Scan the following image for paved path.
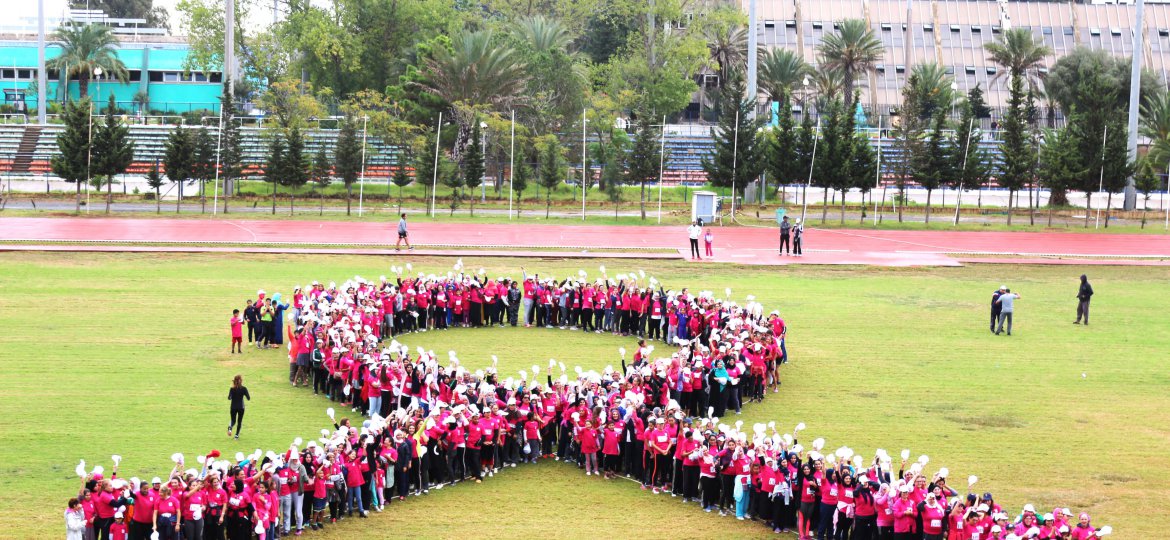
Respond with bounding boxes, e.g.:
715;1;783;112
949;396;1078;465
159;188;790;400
2;217;1168;266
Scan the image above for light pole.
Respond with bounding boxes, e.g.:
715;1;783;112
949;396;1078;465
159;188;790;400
94;66;102;105
357;114;368;217
480;121;488;203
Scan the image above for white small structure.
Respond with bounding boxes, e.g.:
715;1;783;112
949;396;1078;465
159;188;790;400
692;191;717;225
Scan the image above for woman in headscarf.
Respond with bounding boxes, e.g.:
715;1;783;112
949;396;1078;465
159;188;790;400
708;360;729;418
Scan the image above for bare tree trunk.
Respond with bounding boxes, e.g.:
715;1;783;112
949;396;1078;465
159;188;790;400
156;188;161;214
1084;192;1091;228
821;187;828;223
106;176;112;214
1105;192;1112;228
925;189;932;224
1006;190;1014;226
271;182;277;215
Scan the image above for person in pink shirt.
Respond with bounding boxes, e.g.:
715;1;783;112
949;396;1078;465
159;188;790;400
179;479;206;540
578;419;600;476
230;309;243;353
154;485;180;540
922;492;947;540
1069;513;1096;540
892;484;919;540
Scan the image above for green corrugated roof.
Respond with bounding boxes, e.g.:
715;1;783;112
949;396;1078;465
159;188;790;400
0;42;216;71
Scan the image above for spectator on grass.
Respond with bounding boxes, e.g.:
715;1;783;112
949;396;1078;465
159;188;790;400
688;221;703;260
1075;275;1093;325
990;286;1005;333
65;498;86;540
994;289;1020;336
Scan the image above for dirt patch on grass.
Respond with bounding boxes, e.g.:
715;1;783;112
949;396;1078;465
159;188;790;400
945;414;1025;429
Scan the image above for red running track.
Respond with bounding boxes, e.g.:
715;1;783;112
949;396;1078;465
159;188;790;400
2;217;1169;266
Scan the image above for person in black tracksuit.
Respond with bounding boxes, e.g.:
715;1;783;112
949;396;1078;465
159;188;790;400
779;216;791;255
228;375;250;439
243;300;258;344
1075;274;1093;325
990;286;1004;333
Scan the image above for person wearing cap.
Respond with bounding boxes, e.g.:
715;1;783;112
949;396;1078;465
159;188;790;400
792;218;804;256
994;288;1020;336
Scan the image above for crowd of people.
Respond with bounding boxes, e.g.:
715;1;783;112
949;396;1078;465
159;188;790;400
67;265;1111;540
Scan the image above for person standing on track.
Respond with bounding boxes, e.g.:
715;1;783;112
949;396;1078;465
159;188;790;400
395;213;413;251
228;374;250;439
778;216;791;255
791;219;803;256
990;285;1005;333
994;288;1020;336
687;221;703;260
1075;274;1093;325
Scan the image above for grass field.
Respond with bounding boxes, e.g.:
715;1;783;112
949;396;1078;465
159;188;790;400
1;253;1166;538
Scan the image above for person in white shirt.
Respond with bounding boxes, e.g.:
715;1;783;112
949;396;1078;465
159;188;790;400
687;221;703;260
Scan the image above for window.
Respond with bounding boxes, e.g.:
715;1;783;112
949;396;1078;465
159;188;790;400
950;25;961;33
163;72;180;82
1160;28;1169;37
812;21;823;29
965;66;976;74
1110;28;1121;36
1042;27;1053;35
1090;28;1101;36
881;23;892;31
128;71;141;82
785;20;796;28
923;24;934;32
986;66;997;75
992;26;1002;34
945;66;955;74
703;74;719;89
895;65;905;73
764;20;775;28
1064;27;1075;36
0;69;13;79
972;26;982;33
876;64;886;73
192;72;207;82
833;22;840;30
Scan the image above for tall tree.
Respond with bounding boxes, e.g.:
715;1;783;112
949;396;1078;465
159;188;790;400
950;91;992;209
538;135;566;218
966;83;992;120
1037;126;1084;226
282;127;311;214
391;147;413;214
190;127;216;213
766;91;800;201
849;129;878;223
759;49;811;103
910;63;958;120
442;152;464;216
812;99;846;223
983;27;1053;93
71;0;169;29
701;71;764;213
333;117;364;215
463;121;486;217
145;160;165;214
264;133;286;215
47;23;128;99
512;147;532;216
1066;65;1125;227
997;75;1035;226
162;123;194;214
51;98;92;212
92;95;134;214
1099;116;1132;228
311;145;332;216
218;79;243;214
1134;158;1159;228
627;113;664;220
916;110;952;224
890;74;926;222
816;19;883;111
794;112;817;206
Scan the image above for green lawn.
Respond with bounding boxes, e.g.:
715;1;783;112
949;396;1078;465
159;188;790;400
1;253;1166;538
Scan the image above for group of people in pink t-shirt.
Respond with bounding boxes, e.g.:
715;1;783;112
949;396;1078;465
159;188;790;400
67;267;1109;540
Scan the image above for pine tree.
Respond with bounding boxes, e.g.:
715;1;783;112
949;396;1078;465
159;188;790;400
390;146;412;214
511;147;531;216
145;160;165;214
333;116;363;215
767;90;800;203
890;74;926;222
163;123;193;214
463;121;485;216
442;151;464;216
538;135;566;218
51;97;93;212
701;71;764;215
265;133;286;215
1100;116;1132;228
283;127;310;214
218;79;243;214
1037;126;1085;227
92;95;134;213
602;145;626;217
967;83;991;120
916;110;952;224
627;113;663;220
311;144;332;216
812;99;845;223
997;74;1036;226
1134;158;1159;228
950;92;992;214
849;129;878;223
191;127;216;213
826;96;860;223
794;112;817;208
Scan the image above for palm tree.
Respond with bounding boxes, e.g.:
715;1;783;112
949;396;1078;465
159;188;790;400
910;62;959;118
48;23;128;99
817;19;883;111
515;15;574;51
416;30;528;162
759;48;812;101
1140;93;1170;165
984;27;1052;92
704;25;748;88
811;65;846;113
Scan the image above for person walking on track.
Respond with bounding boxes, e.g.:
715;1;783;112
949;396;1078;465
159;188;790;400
1075;274;1093;325
396;213;413;251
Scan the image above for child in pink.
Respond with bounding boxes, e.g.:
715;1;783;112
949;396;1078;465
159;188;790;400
704;229;714;257
230;309;243;353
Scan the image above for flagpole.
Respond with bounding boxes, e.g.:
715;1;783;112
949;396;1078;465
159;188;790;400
1096;125;1106;229
800;117;820;224
873;117;882;226
358;115;368;217
657;115;666;224
508;110;515;220
953;117;974;226
731;109;739;218
430;112;441;218
581;107;587;221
